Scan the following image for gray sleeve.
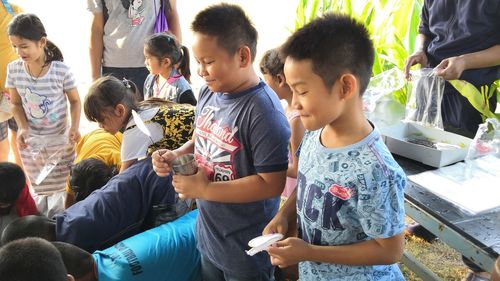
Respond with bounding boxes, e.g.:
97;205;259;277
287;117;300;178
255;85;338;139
87;0;103;13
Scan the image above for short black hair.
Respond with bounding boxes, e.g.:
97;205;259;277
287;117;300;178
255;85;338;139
191;3;258;61
0;162;26;204
281;13;374;95
260;48;284;77
1;215;56;245
52;242;94;279
0;237;69;281
69;158;118;202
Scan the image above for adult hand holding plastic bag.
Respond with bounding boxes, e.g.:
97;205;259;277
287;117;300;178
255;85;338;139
405;68;445;129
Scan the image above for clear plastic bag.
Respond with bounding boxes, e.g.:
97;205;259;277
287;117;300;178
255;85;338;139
405;68;445;129
466;118;500;161
363;68;405;113
25;134;70;185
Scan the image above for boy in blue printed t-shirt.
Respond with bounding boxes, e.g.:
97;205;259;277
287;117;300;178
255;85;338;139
263;14;407;280
152;3;290;281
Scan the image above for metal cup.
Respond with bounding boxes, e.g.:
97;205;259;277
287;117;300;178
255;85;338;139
171;153;198;176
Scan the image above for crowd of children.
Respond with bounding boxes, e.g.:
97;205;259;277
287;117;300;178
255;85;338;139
1;1;498;281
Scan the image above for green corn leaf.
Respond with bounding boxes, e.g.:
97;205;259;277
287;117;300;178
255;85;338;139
307;0;319;23
448;80;498;120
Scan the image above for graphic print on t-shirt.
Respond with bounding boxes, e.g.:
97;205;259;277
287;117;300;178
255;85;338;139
24;87;51;120
128;0;144;26
194;106;241;182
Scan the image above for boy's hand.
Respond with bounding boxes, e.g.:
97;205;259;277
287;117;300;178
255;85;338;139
268;237;309;268
262;214;289;236
404;50;428;80
17;128;29;149
68;128;80;144
152;149;178;177
172;168;209;199
434;56;466;80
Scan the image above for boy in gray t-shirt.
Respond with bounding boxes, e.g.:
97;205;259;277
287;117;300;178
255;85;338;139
152;4;290;280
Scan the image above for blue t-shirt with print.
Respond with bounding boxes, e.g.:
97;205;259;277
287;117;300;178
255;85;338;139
194;81;290;275
296;127;406;280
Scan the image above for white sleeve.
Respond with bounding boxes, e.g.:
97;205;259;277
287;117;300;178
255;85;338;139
121;128;152;162
121;122;163;161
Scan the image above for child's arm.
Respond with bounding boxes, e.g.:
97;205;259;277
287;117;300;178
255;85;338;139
8;88;29;149
268;232;405;268
89;11;105;81
66;88;81;144
287;117;305;178
172;169;286;203
263;188;297;236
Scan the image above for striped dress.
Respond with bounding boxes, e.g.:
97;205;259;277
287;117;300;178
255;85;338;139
6;60;76;197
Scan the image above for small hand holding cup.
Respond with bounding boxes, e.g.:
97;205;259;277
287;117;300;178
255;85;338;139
171;153;201;199
152;149;178;177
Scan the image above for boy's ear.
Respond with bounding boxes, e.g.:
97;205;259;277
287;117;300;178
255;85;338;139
237;46;252;67
339;74;358;100
276;73;287;88
67;274;75;281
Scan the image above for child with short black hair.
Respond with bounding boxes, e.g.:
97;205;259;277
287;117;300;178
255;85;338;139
68;158;118;204
0;237;74;281
84;76;194;172
143;32;196;105
264;13;406;280
152;3;290;280
0;162;37;233
260;48;305;204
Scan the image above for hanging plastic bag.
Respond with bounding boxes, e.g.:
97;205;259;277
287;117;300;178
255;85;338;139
25;134;71;185
405;68;445;129
363;68;406;127
363;68;405;113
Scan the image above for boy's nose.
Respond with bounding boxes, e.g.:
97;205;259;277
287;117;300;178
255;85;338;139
197;65;207;77
291;92;301;110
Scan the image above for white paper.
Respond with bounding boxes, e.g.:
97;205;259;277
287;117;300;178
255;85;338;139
131;109;152;137
408;156;500;214
246;233;283;256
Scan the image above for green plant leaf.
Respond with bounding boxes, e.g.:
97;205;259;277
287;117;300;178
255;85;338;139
448;80;498;121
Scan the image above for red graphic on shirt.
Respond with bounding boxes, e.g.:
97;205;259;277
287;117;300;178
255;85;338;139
194;106;241;181
328;184;356;200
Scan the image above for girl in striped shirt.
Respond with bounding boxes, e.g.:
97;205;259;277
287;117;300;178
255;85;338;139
5;13;81;217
